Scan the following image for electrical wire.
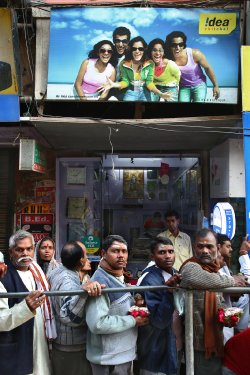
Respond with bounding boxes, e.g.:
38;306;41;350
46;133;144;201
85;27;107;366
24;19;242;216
21;0;34;83
108;127;117;179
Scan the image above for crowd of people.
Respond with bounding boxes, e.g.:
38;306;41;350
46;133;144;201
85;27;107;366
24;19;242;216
74;27;220;103
0;214;249;375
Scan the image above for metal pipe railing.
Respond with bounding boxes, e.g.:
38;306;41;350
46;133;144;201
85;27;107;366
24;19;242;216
1;285;250;298
1;285;250;375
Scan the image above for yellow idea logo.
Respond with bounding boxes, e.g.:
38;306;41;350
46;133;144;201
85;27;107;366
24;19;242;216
199;13;237;35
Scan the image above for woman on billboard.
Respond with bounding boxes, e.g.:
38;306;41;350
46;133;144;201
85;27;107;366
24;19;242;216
148;38;181;102
165;31;220;102
74;40;117;101
100;36;173;102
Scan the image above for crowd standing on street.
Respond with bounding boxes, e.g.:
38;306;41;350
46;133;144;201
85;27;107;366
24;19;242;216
0;224;250;375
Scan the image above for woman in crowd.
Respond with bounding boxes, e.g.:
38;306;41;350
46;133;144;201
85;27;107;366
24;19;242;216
35;236;60;278
76;241;92;283
165;31;220;102
101;36;172;101
148;38;181;102
74;40;117;101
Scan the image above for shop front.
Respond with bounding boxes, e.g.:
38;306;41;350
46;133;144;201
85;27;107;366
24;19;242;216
55;154;201;277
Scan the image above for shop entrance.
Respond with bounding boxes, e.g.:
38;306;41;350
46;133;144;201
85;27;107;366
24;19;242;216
102;155;201;277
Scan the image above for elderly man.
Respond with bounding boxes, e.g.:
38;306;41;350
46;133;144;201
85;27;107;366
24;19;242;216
180;228;248;375
0;230;55;375
158;209;192;270
85;234;148;375
49;241;103;375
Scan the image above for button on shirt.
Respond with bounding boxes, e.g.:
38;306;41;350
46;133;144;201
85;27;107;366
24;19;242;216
158;229;193;270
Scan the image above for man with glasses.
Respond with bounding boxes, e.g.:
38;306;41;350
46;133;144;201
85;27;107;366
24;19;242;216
109;26;131;100
165;31;220;102
0;230;56;375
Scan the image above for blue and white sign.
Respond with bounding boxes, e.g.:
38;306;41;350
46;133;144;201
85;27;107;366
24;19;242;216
212;202;236;240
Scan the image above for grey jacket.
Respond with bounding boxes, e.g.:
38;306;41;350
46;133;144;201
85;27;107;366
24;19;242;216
49;265;88;352
180;262;235;351
86;267;137;365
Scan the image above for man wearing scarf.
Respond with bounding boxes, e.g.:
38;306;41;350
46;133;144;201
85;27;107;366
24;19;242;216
180;228;247;375
85;234;149;375
0;230;56;375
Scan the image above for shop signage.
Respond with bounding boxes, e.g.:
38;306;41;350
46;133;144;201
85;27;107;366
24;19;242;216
20;213;54;243
83;235;100;254
212;202;236;240
0;8;20;121
35;187;55;203
242;46;250;112
19;139;46;173
47;7;240;104
87;255;101;262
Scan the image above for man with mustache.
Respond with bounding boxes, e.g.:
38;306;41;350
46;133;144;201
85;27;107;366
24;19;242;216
180;228;248;375
0;230;56;375
85;235;149;375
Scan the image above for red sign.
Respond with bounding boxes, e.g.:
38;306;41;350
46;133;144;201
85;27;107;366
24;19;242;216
20;214;54;243
35;187;55;203
33;163;46;173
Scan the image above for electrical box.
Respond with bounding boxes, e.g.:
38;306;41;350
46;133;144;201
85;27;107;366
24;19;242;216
210;139;245;198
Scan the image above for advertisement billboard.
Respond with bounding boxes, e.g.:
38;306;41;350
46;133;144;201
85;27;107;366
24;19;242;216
0;8;20;121
47;7;240;104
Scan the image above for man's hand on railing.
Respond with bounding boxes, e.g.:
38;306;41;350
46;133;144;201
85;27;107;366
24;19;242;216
239;234;250;256
165;273;182;293
233;274;249;287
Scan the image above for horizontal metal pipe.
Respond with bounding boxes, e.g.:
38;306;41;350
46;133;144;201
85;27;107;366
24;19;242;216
1;285;250;299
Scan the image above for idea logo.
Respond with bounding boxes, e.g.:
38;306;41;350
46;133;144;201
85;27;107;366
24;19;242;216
199;13;237;35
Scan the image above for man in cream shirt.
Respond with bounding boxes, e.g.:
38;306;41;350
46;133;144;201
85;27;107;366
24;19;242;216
158;209;192;270
0;230;54;375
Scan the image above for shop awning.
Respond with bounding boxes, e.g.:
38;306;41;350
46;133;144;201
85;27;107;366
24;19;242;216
22;115;242;153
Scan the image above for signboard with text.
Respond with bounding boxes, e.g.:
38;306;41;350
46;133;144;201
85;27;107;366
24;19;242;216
47;7;240;104
19;139;46;173
20;214;54;243
0;8;20;121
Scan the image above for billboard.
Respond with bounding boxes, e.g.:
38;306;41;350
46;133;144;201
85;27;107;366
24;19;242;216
242;46;250;112
47;7;240;104
0;8;20;120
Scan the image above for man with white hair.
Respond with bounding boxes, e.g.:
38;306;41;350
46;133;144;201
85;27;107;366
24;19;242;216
0;230;56;375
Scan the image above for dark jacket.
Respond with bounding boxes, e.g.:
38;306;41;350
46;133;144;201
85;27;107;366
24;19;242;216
0;263;34;375
137;265;177;374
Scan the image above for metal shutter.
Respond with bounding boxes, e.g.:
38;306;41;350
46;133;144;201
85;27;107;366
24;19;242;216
0;149;15;254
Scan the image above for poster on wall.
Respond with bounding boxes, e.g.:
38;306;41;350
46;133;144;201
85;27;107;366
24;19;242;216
20;214;54;243
47;7;240;104
123;170;144;199
0;8;20;121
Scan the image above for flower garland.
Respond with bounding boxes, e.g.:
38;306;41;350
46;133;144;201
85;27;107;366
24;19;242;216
217;307;243;327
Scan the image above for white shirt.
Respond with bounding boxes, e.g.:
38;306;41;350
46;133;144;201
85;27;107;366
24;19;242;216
0;270;51;375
